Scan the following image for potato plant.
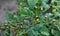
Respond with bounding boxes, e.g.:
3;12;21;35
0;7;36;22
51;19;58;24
0;0;60;36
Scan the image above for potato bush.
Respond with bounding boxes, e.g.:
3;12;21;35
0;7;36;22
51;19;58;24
0;0;60;36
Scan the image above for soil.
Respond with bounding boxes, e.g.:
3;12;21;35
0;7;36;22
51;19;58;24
0;0;18;24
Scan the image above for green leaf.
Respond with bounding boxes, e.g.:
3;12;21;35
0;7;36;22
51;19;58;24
10;32;13;36
51;0;57;3
45;13;53;17
41;0;48;2
27;0;38;8
34;23;44;30
28;30;34;36
55;12;60;17
41;2;50;12
55;23;60;30
40;26;50;36
23;7;33;17
24;20;30;25
51;29;60;36
32;30;39;36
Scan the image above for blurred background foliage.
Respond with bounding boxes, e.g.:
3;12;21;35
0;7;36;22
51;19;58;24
0;0;60;36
